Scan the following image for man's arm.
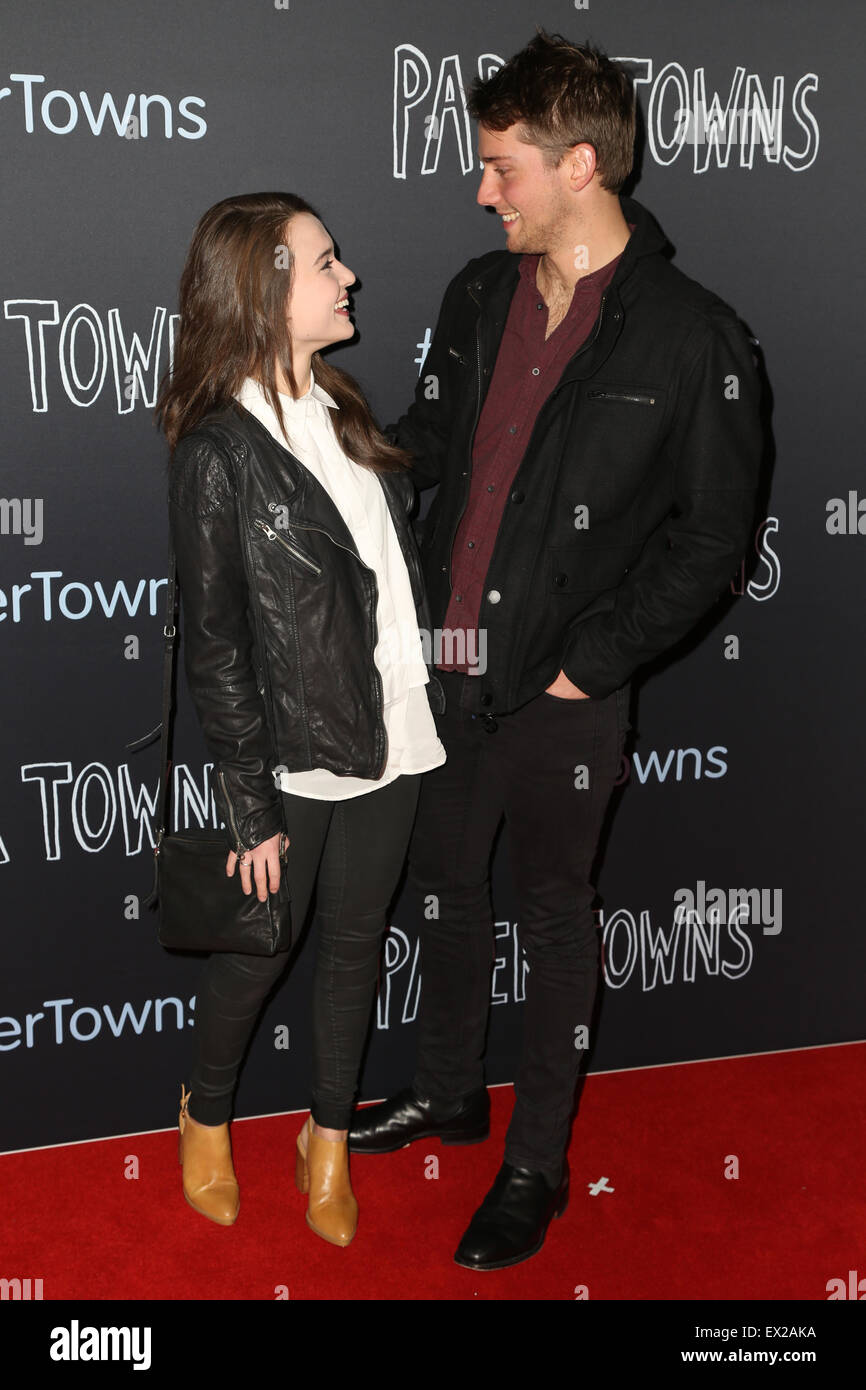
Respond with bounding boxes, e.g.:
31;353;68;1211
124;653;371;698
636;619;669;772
384;263;471;492
168;434;284;853
561;312;762;699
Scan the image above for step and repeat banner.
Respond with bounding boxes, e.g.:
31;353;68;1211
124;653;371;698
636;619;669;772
1;1;862;1151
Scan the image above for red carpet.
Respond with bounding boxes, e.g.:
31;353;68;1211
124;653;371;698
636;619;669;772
2;1042;864;1301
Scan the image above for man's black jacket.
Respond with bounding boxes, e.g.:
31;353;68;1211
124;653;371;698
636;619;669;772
388;193;763;712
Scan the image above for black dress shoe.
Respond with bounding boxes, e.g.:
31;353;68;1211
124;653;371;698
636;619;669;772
348;1086;490;1154
454;1162;569;1271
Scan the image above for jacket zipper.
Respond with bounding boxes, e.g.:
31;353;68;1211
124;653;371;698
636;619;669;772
587;389;656;405
217;768;250;856
560;290;609;385
253;518;323;574
281;517;369;567
258;520;387;777
230;484;282;845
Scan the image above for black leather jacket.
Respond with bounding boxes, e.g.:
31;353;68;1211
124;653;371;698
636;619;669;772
168;404;444;854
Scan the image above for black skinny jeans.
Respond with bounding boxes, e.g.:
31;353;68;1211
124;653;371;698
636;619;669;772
409;669;630;1185
186;772;421;1130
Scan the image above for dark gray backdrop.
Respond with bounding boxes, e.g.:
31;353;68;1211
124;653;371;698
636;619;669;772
1;0;862;1151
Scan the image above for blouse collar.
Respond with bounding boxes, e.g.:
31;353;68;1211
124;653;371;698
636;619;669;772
237;369;338;412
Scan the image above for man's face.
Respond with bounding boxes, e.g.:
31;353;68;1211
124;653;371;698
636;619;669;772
476;123;574;256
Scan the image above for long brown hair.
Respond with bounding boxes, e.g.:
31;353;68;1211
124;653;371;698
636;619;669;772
156;192;411;474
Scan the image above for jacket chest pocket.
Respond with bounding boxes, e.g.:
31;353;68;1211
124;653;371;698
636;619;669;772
253;516;322;575
586;385;663;407
574;382;669;490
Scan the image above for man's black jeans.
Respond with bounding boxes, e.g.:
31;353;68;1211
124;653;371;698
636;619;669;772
409;669;630;1184
186;772;421;1130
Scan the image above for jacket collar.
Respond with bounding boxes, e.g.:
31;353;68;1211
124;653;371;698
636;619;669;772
462;195;669;385
198;396;411;567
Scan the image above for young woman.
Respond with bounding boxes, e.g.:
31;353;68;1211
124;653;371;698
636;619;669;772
156;193;445;1245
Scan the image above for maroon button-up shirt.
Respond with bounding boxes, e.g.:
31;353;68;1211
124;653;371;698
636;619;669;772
437;242;628;674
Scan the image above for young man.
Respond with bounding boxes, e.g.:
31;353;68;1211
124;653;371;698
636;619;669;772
349;32;763;1270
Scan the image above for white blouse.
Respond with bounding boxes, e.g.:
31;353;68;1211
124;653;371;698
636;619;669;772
234;373;446;800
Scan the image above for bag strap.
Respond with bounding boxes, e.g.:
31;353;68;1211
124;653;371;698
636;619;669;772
126;534;176;908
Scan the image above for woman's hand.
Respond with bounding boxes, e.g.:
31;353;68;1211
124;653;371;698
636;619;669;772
226;831;290;902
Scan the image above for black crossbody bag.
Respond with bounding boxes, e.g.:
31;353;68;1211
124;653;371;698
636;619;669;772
129;530;292;955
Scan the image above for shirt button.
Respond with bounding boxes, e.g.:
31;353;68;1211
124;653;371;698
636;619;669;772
487;589;501;604
486;484;495;492
509;426;517;435
537;302;544;310
467;541;475;548
455;593;463;602
531;367;540;376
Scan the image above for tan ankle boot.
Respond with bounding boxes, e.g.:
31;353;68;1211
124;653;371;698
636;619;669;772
295;1115;357;1246
178;1084;239;1226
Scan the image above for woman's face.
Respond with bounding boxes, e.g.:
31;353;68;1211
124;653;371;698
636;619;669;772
284;213;356;358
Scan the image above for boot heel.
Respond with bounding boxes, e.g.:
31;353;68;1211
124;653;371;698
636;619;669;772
177;1082;190;1166
554;1185;569;1219
176;1083;239;1226
295;1141;309;1194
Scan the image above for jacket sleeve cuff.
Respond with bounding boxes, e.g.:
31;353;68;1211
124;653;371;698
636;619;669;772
214;766;284;854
